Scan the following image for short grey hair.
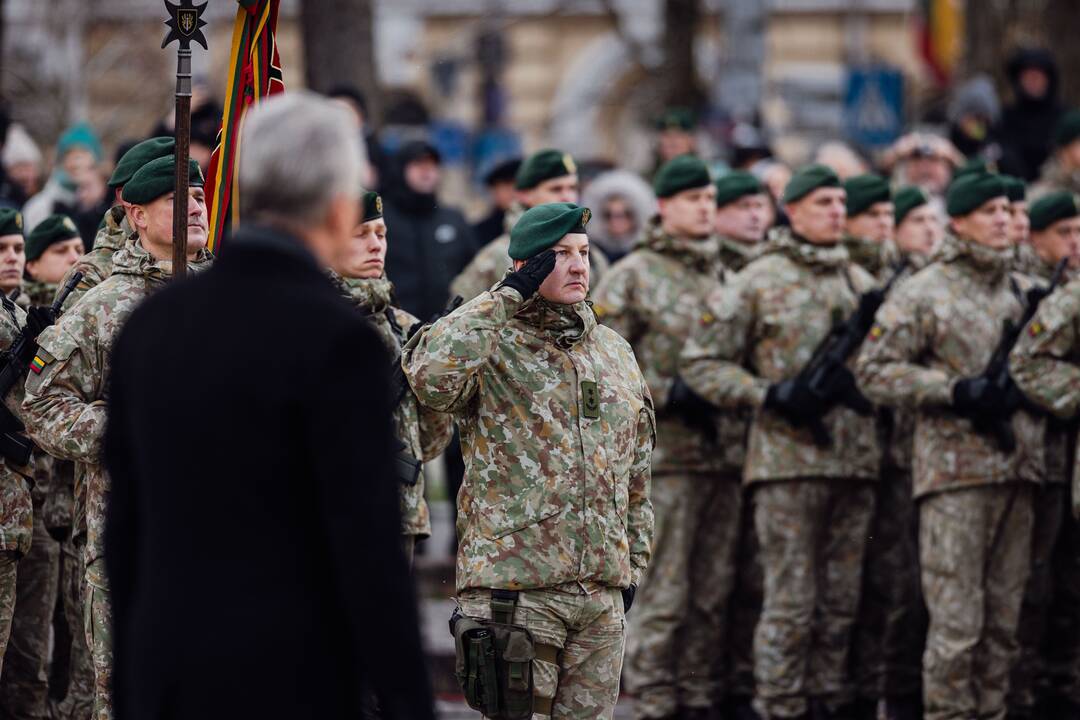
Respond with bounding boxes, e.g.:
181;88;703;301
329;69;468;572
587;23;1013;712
239;91;361;226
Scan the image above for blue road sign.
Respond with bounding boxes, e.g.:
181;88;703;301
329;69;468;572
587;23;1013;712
844;66;904;148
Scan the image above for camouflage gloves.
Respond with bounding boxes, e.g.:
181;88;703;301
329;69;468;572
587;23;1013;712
498;248;557;299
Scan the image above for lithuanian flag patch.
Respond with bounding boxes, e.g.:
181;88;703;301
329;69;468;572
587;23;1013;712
29;356;46;375
1029;321;1044;337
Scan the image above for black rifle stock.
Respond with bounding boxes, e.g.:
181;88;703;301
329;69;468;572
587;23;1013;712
0;271;83;466
792;261;908;447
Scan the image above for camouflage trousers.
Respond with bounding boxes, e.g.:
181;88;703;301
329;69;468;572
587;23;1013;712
624;473;742;718
0;551;17;679
0;501;60;719
51;537;93;720
1044;493;1080;707
83;560;111;720
458;584;625;720
1008;483;1066;715
727;485;762;702
852;467;925;702
920;483;1034;720
751;478;874;720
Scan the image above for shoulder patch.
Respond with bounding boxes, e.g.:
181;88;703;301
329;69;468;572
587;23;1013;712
1029;320;1044;337
868;324;884;340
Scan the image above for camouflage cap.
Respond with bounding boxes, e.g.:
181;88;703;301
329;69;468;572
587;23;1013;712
121;156;205;205
108;136;176;189
782;163;841;204
515;149;577;190
1055;108;1080;148
1029;190;1080;232
508;202;590;260
893;186;930;226
653;154;711;199
1002;175;1026;202
0;209;23;238
843;174;891;217
361;191;384;223
26;214;80;261
714;170;763;208
946;170;1007;217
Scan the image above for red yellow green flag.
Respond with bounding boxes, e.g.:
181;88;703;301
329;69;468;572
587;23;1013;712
205;0;284;253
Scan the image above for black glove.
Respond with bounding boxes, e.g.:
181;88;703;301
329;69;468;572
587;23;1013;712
1026;285;1052;310
828;367;873;415
764;378;823;425
47;525;70;543
952;376;998;417
622;584;637;614
667;376;718;437
498;249;557;299
24;306;56;341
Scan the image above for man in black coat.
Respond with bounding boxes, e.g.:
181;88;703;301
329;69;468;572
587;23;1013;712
103;92;435;720
382;140;477;320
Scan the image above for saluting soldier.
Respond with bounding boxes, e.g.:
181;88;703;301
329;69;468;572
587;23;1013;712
681;164;880;720
592;155;737;720
22;156;212;720
856;171;1043;720
330;191;452;563
1007;190;1080;719
449;149;609;302
405;202;654;719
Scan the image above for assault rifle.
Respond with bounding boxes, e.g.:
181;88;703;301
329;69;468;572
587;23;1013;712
789;260;908;447
390;294;463;485
0;272;83;466
967;258;1067;453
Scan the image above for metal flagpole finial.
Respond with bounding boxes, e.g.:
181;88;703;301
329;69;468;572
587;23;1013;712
162;0;209;50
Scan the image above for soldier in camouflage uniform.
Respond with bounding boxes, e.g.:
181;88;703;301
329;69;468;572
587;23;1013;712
330;191;452;563
842;174;896;281
681;164;881;720
0;208;32;682
592;156;737;720
1030;109;1080;201
0;214;89;719
450;149;609;302
1007;190;1080;718
23;157;212;720
856;171;1043;720
56;137;174;312
405;202;655;720
710;171;771;718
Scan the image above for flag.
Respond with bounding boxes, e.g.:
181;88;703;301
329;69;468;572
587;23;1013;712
916;0;963;87
205;0;284;253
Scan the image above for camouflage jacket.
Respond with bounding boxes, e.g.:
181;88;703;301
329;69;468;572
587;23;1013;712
0;297;30;555
717;236;762;273
23;240;212;575
591;220;744;474
680;226;881;483
403;286;655;593
57;205;133;311
332;273;453;537
855;233;1043;497
449;202;611;302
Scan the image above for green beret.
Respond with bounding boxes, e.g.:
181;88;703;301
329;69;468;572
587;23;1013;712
1029;190;1080;232
108;137;175;189
0;209;23;238
360;191;383;223
515;149;577;190
1055;109;1080;148
893;186;930;226
26;214;79;262
121;156;205;205
843;174;891;217
654;107;697;131
714;171;763;208
1002;175;1026;202
508;202;590;261
945;171;1007;217
782;163;841;204
953;157;996;181
653;154;711;199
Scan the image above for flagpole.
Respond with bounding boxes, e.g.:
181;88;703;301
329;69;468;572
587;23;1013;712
162;0;208;282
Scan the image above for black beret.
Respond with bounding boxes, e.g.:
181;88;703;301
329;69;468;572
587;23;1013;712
482;157;523;186
515;149;577;190
653;154;711;199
